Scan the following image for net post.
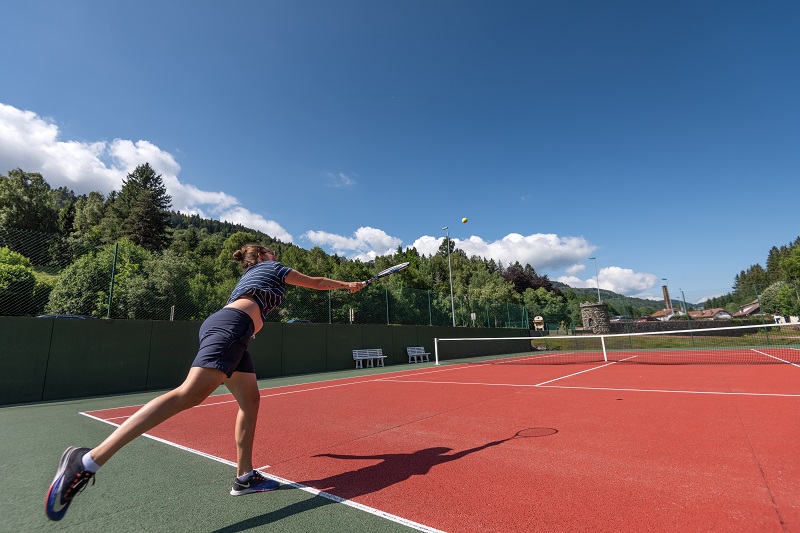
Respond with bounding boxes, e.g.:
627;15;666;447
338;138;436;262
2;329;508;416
601;335;608;362
434;338;440;365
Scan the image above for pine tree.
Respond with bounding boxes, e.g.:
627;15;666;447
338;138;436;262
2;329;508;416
116;163;172;251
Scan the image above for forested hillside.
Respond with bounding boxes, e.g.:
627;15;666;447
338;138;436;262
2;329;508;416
2;166;798;322
701;237;800;317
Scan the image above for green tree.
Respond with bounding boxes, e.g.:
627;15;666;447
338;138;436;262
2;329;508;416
123;250;196;319
56;201;75;235
97;191;123;244
438;236;455;257
761;280;800;317
779;246;800;281
523;287;569;324
766;246;788;283
124;188;172;251
45;253;112;317
46;240;151;317
73;192;106;238
502;261;532;294
0;246;32;267
216;232;259;280
0;247;40;315
114;163;173;251
774;282;800;316
188;272;227;319
0;169;59;232
758;281;785;314
0;263;37;315
170;227;203;255
731;264;769;306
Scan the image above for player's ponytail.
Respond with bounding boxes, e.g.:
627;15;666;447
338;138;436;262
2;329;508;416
233;243;271;271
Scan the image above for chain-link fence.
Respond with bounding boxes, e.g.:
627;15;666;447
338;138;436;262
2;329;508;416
4;226;799;325
0;227;534;326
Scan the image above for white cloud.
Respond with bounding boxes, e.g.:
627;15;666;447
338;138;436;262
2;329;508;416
214;206;293;241
598;266;659;293
326;172;356;187
412;232;595;271
409;233;661;296
304;227;402;261
693;291;726;304
565;264;586;275
556;266;659;295
556;275;586;286
0;102;292;242
1;101;664;297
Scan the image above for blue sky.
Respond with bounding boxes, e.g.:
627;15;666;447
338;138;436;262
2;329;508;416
1;1;798;304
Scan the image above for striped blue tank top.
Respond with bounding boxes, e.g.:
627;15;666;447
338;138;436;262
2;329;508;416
226;260;293;322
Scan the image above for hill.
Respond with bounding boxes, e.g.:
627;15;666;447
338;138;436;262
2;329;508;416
552;282;694;315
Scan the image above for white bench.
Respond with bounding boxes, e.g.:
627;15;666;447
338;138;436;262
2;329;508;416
353;348;386;369
406;346;430;363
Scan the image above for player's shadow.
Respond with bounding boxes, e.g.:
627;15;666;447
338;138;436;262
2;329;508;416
210;428;557;532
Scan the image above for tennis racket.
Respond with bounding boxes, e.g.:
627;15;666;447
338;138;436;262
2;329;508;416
363;262;410;286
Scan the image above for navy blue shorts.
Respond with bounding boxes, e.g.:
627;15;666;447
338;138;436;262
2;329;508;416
192;307;255;378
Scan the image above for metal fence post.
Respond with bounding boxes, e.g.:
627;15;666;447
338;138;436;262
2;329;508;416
427;290;432;326
106;242;118;319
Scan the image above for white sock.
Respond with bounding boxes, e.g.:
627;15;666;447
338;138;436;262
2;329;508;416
81;451;101;473
236;470;255;482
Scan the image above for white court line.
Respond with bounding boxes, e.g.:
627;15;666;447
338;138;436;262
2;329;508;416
383;355;634;388
751;348;800;368
381;354;800;398
98;364;520;421
377;379;800;398
85;364;476;414
263;475;446;533
79;352;798;530
79;411;445;533
536;385;800;398
80;412;238;467
91;349;799;420
91;367;486;421
98;378;401;419
77;348;799;530
378;379;538;388
533;358;634;386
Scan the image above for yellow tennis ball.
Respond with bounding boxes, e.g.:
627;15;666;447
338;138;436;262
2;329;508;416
462;217;468;223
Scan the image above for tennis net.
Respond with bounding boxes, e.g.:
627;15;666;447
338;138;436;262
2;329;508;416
434;322;800;365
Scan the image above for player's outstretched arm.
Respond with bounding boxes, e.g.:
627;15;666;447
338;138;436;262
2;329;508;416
285;270;364;293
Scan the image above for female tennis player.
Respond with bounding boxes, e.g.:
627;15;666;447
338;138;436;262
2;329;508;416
46;243;364;521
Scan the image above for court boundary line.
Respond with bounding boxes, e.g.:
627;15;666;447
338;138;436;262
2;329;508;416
536;384;800;397
83;364;476;414
79;412;445;533
81;360;624;530
751;348;800;367
78;358;798;531
89;350;800;420
86;360;532;416
376;379;800;398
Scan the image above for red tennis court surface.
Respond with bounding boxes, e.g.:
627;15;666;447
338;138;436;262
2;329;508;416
84;361;800;532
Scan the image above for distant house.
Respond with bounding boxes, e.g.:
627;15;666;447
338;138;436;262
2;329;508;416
652;308;682;321
732;299;761;318
689;308;733;320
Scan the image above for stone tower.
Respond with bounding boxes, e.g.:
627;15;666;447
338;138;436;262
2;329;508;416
580;302;610;333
